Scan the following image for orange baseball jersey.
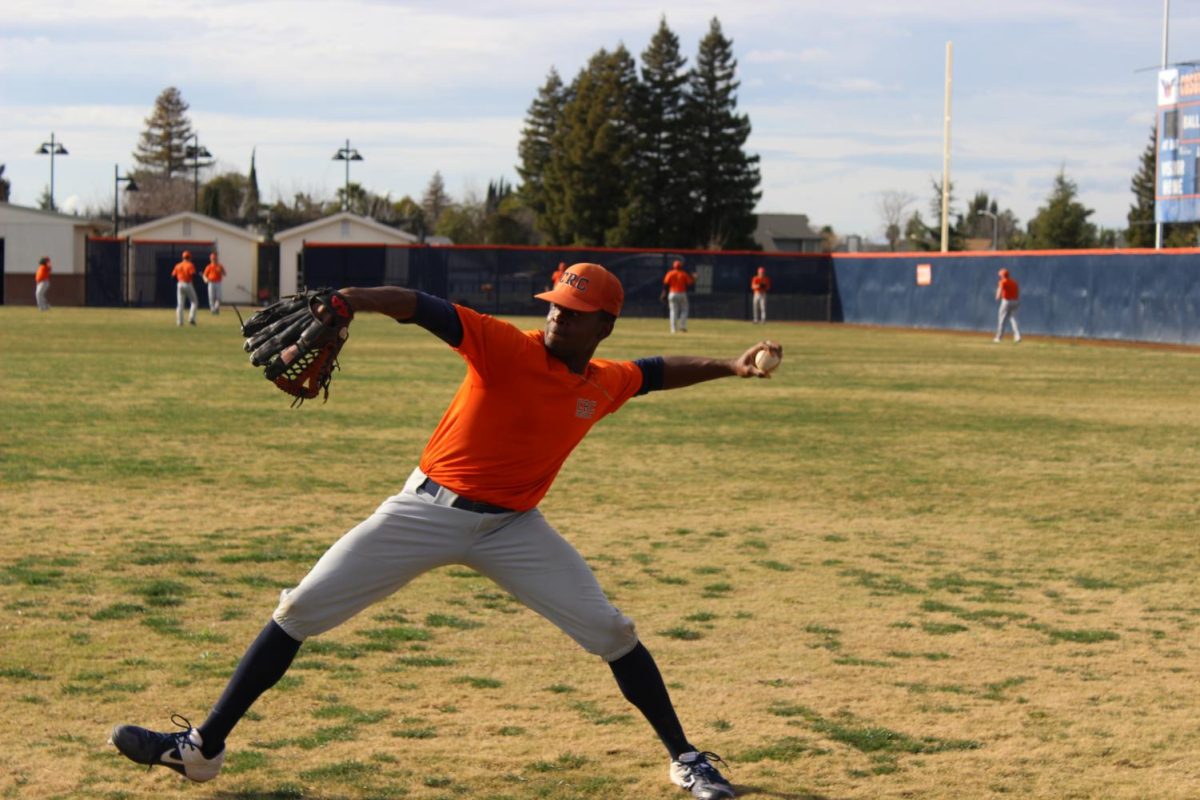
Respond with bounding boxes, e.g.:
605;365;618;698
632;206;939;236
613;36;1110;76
172;260;196;283
751;275;771;294
35;264;52;283
663;268;694;293
419;306;644;512
998;276;1019;301
203;262;226;282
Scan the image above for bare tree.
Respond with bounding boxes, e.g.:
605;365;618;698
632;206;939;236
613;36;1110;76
876;190;915;251
421;172;451;232
124;172;192;220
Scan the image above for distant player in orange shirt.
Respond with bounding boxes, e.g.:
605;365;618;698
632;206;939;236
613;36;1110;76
111;262;782;800
660;259;695;333
750;266;771;324
203;252;227;315
549;261;566;290
202;253;225;316
34;256;52;311
994;268;1021;343
172;251;199;326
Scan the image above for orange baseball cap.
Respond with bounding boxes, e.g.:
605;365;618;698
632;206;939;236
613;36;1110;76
998;268;1010;277
535;263;624;317
182;250;191;259
672;260;682;268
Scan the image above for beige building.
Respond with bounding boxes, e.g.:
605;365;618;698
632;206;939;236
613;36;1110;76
276;211;418;296
122;212;263;306
0;202;106;305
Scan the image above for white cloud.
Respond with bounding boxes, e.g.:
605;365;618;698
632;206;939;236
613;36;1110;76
746;47;829;64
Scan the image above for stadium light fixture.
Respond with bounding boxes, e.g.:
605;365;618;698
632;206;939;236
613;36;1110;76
184;133;213;213
113;165;139;235
332;139;364;211
35;133;69;212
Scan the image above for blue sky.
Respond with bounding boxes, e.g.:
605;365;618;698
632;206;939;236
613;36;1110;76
3;1;1196;241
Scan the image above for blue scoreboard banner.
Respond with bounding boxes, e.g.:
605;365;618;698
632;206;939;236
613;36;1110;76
1156;66;1200;223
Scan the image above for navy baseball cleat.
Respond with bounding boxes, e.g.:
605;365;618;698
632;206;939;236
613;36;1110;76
108;715;225;782
670;751;735;799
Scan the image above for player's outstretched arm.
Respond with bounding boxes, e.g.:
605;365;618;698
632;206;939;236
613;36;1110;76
338;286;418;321
335;286;464;348
660;340;782;390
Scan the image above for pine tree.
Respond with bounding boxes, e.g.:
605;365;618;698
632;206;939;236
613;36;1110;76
516;69;567;226
1026;168;1096;249
623;16;692;247
1126;127;1156;247
1125;126;1199;247
541;46;639;246
0;164;11;202
682;18;761;249
133;87;196;178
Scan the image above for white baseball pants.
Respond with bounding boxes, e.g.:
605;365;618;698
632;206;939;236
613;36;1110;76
208;281;223;314
177;283;199;325
752;293;767;323
35;281;50;311
272;468;639;662
996;300;1020;341
668;292;689;332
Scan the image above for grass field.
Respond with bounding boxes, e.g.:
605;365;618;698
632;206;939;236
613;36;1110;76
1;306;1198;800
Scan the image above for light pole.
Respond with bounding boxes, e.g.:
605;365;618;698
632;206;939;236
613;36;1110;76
35;133;69;211
184;133;212;213
980;209;999;250
113;165;139;235
332;139;364;211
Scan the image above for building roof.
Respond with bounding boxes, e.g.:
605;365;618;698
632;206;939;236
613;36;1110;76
122;211;263;242
274;210;419;244
753;213;823;251
0;201;107;229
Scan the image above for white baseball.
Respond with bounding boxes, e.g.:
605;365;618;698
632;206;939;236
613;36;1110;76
754;349;781;373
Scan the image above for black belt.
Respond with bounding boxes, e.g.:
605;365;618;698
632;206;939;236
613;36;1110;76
418;477;515;514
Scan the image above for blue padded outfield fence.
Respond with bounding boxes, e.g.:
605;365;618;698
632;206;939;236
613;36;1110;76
84;238;1200;345
831;249;1200;346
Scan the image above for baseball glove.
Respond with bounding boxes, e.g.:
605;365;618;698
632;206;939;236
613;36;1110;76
240;289;354;405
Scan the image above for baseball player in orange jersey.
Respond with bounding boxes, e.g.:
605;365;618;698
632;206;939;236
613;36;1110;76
172;251;199;326
110;263;781;799
203;253;227;315
750;267;771;324
994;268;1021;343
34;256;52;311
661;259;695;333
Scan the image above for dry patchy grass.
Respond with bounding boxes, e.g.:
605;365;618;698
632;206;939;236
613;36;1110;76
0;306;1198;798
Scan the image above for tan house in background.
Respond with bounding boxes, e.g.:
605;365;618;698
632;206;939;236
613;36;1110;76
0;203;106;305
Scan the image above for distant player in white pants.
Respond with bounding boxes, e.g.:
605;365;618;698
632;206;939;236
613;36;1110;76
660;259;695;333
172;251;199;326
994;268;1021;343
34;256;52;311
111;263;784;800
203;253;226;315
751;266;770;324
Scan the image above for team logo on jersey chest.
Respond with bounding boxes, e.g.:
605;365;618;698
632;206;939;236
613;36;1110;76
575;398;598;419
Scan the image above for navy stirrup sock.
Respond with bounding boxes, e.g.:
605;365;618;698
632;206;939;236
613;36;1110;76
197;620;301;757
609;642;692;759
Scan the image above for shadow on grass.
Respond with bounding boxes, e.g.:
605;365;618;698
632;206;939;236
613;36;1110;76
732;787;833;799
